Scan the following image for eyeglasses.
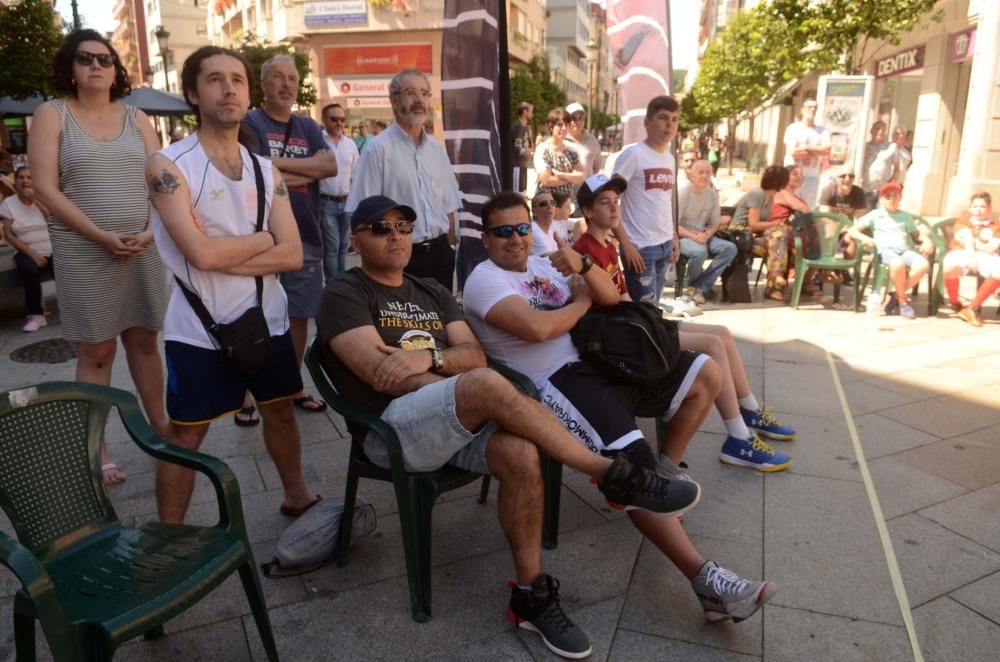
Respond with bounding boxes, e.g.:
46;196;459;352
533;200;553;208
356;219;415;235
484;223;532;238
397;88;432;99
74;51;115;68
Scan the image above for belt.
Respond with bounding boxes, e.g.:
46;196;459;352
321;194;348;202
412;234;447;253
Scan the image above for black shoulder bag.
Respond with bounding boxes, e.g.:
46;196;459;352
176;152;273;379
570;300;680;388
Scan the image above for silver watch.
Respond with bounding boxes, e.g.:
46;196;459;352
430;348;444;373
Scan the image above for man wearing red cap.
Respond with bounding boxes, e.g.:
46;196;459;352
848;182;934;319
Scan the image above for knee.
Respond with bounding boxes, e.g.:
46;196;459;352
489;433;542;482
693;358;723;399
169;423;208;450
458;367;519;403
78;341;117;367
718;241;738;258
124;329;159;354
686;245;708;260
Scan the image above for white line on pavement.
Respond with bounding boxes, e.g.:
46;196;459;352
823;328;925;662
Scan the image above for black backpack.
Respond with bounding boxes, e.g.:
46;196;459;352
570;301;680;387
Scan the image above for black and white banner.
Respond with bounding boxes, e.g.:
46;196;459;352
441;0;503;289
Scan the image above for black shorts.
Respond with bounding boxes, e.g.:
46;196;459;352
538;351;708;453
165;330;303;425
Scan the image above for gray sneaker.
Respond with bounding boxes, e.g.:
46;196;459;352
508;574;592;659
691;561;777;623
656;453;693;482
597;453;701;518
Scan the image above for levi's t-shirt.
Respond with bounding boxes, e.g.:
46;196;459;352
316;268;462;416
612;141;675;248
243;108;327;246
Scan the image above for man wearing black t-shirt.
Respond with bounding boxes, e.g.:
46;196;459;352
819;165;869;268
316;195;699;659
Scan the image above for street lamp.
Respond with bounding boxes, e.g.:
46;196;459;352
154;26;171;92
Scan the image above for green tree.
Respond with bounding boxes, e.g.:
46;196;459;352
509;55;567;135
0;0;64;100
768;0;943;74
235;32;317;109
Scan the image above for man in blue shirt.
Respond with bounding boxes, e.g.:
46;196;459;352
346;68;461;290
243;54;337;413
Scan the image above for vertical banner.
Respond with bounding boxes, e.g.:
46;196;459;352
607;1;673;146
441;0;504;289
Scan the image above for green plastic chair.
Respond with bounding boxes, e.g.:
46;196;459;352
789;212;863;309
858;215;940;316
305;338;561;623
0;382;278;662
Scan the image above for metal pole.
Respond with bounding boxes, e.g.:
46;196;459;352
71;0;81;30
497;0;513;191
161;53;170;92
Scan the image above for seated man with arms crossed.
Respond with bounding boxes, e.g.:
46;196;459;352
573;174;793;473
677;159;737;303
317;194;698;660
463;191;777;627
941;191;1000;327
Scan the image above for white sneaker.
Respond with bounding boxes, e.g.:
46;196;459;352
692;561;777;623
866;292;881;317
22;315;46;333
687;288;706;304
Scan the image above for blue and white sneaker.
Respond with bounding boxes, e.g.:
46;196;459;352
741;406;796;441
719;434;792;472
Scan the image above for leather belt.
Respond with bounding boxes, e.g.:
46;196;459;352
320;194;348;202
412;234;447;253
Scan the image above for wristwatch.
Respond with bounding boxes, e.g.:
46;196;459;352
579;254;594;275
429;348;445;373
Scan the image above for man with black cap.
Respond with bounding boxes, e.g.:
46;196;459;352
317;194;701;660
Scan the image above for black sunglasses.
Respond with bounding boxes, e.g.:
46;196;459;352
356;219;415;235
485;223;531;238
74;51;115;68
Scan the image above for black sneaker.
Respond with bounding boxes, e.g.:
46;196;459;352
884;297;899;316
596;453;701;517
507;575;592;659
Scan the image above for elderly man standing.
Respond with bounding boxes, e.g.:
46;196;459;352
782;99;830;207
243;55;337;416
565;102;603;180
346;68;461;290
319;103;360;280
678;160;736;303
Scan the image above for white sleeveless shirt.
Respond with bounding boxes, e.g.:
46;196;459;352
151;133;289;350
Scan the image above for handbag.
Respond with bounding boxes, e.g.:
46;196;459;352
570;300;680;388
717;228;753;255
176;152;272;379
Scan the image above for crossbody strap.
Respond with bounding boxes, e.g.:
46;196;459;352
176;148;267;340
278;115;294;158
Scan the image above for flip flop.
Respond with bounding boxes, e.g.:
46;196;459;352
102;462;126;486
234;404;260;427
280;495;322;518
293;395;327;413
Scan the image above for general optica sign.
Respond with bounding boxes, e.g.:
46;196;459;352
324;45;434;75
327;79;392;97
304;1;367;27
874;45;925;79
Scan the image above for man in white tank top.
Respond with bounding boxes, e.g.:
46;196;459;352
147;46;319;524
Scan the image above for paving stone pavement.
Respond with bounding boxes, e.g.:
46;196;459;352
1;275;998;661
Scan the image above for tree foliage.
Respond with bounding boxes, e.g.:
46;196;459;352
235;32;317;109
0;0;64;100
509;55;568;135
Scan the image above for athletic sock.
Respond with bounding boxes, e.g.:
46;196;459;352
724;416;752;440
738;394;760;412
945;277;960;305
969;278;1000;310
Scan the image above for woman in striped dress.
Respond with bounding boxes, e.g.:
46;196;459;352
29;30;168;485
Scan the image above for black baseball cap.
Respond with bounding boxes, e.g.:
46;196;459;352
576;173;628;210
351;195;417;231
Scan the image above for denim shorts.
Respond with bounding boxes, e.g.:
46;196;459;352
364;376;496;474
280;241;324;318
879;249;925;268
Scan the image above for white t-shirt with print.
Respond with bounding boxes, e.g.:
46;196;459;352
612;141;676;248
782;122;830;178
463;256;580;383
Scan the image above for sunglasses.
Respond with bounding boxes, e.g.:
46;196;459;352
533;200;553;208
356;219;415;235
74;51;115;68
485;223;531;238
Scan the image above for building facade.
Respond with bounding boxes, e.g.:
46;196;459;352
111;0;150;88
144;0;210;93
544;0;589;104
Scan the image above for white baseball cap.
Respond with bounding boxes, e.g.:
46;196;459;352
566;102;585;115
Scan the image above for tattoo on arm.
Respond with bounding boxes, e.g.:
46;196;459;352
275;180;288;197
149;170;180;195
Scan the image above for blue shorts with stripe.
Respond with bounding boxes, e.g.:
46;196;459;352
165;330;303;425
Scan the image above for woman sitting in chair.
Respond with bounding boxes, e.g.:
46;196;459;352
747;165;815;302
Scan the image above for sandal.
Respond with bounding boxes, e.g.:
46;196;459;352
234;404;260;427
293;394;327;413
101;462;126;486
280;495;322;518
766;287;786;302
